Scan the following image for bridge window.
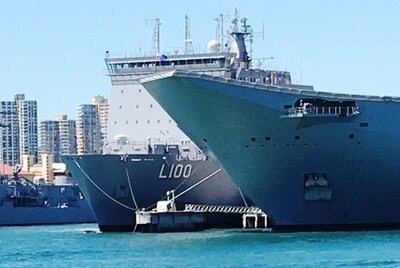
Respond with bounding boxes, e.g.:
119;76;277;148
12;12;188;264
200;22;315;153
295;136;300;140
349;133;355;139
265;137;271;141
251;137;256;141
359;122;368;127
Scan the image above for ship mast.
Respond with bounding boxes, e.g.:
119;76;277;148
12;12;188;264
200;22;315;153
215;14;224;52
230;10;252;68
151;18;161;55
184;15;194;54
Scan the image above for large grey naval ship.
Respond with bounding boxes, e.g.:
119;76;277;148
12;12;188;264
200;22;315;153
62;16;254;232
141;13;400;231
0;167;95;226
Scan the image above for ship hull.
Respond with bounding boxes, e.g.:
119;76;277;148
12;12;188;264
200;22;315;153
62;154;252;232
0;185;95;226
0;205;95;226
141;71;400;230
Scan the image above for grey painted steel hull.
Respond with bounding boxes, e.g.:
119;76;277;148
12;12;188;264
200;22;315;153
141;71;400;230
0;185;95;226
62;154;251;232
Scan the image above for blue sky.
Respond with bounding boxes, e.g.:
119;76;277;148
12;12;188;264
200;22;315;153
1;0;400;120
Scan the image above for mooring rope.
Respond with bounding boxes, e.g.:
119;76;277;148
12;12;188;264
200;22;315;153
125;168;139;210
173;169;221;200
73;159;137;211
237;187;248;208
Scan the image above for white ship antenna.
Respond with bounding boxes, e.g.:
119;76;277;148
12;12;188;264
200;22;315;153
249;22;265;68
184;15;194;54
215;14;224;52
300;53;303;84
149;18;161;55
231;8;239;33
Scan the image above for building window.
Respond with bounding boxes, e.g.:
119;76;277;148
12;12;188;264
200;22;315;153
114;121;117;125
121;89;124;94
136;120;138;124
125;121;128;124
150;104;153;108
136;105;139;108
119;105;122;109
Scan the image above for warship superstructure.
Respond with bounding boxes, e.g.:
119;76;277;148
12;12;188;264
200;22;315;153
0;167;95;226
141;14;400;230
62;16;254;232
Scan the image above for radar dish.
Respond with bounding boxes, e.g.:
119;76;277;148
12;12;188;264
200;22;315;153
207;40;221;53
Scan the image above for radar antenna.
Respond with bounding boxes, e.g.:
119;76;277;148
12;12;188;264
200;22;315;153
184;15;194;54
231;9;239;33
249;22;265;68
215;14;224;52
148;18;161;55
230;12;252;67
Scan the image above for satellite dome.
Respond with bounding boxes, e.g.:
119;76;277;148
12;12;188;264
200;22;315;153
207;40;221;53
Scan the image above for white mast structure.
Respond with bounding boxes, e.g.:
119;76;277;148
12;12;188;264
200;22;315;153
151;18;161;55
184;15;194;54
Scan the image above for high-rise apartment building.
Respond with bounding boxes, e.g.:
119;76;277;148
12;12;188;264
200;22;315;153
76;104;101;155
76;96;109;155
0;94;38;165
57;115;77;157
92;95;109;145
39;115;77;162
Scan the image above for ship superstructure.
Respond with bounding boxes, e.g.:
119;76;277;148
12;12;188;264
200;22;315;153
0;167;95;226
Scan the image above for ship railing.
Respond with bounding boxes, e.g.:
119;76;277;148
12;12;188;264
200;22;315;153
184;204;265;214
102;141;206;160
285;106;360;118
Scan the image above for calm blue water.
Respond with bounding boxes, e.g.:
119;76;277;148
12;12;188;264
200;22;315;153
1;224;400;267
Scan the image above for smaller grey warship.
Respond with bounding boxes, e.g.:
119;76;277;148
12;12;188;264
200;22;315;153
0;166;95;226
